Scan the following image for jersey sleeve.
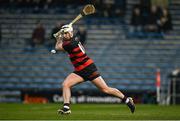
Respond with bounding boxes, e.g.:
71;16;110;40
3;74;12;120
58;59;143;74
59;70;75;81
70;40;79;48
62;40;79;52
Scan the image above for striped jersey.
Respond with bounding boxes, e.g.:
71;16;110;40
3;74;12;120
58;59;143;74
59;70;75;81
62;39;94;72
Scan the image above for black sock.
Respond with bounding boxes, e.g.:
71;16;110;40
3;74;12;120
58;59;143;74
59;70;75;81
64;103;70;106
63;103;70;109
122;96;128;103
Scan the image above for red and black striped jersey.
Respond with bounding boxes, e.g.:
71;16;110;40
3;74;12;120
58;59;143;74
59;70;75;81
62;39;94;72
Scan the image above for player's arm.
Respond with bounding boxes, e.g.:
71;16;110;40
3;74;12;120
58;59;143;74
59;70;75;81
55;37;65;51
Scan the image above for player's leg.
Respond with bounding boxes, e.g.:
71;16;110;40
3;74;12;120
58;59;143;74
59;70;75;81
91;76;135;113
92;76;125;99
58;73;84;114
62;73;84;103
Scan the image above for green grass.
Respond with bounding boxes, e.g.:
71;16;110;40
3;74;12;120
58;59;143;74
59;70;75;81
0;103;180;120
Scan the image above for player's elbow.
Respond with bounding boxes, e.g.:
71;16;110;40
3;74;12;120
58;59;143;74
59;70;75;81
55;45;60;50
55;44;64;51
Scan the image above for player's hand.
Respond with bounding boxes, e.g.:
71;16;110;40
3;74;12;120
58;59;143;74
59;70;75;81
53;32;62;39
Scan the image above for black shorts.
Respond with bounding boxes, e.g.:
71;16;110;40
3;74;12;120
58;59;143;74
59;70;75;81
73;63;100;81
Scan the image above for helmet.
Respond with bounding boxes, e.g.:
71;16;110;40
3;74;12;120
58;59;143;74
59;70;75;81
60;24;73;33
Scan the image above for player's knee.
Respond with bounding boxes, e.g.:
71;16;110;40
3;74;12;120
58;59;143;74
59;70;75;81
62;82;71;88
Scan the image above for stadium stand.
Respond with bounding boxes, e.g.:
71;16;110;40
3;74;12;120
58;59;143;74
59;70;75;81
0;0;180;103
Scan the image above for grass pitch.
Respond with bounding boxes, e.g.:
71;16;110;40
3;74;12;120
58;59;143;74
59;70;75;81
0;103;180;120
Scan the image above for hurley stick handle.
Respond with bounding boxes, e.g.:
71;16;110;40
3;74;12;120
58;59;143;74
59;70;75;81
69;14;83;26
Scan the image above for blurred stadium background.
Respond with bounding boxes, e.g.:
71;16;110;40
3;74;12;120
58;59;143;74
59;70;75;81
0;0;180;107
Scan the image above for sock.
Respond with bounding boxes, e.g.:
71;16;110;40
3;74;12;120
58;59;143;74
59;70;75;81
63;103;70;109
122;96;129;104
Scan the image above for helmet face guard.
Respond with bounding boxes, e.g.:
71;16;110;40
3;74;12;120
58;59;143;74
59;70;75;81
53;24;73;38
60;24;74;39
60;24;73;33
